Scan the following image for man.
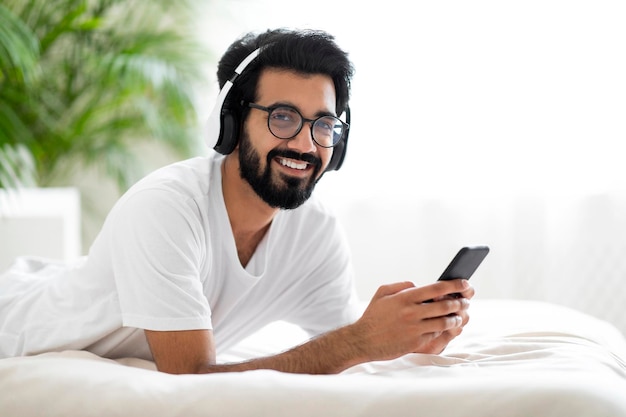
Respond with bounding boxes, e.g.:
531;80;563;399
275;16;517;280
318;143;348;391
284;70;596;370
0;28;474;374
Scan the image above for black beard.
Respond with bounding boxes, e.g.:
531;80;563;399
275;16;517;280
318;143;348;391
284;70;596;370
238;132;323;209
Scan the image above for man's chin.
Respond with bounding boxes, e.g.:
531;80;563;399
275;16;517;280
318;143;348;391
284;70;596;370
276;171;309;188
265;178;316;209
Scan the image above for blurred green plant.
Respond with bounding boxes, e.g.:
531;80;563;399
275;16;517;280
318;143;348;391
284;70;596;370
0;0;208;190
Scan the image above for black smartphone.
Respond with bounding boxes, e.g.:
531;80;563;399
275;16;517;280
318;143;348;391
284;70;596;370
423;246;489;303
438;246;490;281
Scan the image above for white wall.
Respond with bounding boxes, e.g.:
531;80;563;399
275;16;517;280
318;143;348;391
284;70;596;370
196;0;626;198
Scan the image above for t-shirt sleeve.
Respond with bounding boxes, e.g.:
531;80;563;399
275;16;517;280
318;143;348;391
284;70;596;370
103;187;212;331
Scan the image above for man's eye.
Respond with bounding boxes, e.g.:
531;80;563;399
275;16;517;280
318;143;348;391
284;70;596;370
318;121;333;131
271;108;298;123
317;117;339;132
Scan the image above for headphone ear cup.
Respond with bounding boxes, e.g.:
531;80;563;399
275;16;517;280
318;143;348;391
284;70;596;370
325;128;349;172
325;106;350;172
213;110;239;155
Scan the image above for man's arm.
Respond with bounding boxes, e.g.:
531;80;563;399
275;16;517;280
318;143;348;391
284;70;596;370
145;279;473;375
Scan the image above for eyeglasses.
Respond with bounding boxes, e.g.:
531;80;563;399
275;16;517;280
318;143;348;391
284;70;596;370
247;103;348;148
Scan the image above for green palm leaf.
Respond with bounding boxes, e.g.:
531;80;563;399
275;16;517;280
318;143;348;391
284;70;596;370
0;0;209;189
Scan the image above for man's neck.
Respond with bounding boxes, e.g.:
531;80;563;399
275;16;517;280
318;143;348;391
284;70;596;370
221;153;277;267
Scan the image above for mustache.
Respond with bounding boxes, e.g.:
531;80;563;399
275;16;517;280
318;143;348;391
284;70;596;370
267;149;322;169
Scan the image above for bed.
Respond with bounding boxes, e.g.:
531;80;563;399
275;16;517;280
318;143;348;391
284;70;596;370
1;298;625;417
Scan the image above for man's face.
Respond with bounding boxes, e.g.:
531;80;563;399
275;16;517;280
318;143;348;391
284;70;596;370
238;69;337;209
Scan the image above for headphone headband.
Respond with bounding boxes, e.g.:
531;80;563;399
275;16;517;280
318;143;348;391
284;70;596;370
206;48;261;151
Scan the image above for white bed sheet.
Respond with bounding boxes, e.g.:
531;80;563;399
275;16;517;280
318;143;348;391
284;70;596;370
1;299;625;417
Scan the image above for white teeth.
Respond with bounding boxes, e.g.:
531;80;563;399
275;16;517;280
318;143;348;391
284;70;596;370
279;158;307;170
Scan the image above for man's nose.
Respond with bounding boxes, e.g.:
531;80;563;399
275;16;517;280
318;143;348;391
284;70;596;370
286;122;317;154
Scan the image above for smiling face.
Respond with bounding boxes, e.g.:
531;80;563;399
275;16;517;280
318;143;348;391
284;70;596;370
237;68;337;209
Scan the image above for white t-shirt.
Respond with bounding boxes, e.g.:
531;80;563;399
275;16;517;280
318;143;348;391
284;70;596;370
0;155;360;360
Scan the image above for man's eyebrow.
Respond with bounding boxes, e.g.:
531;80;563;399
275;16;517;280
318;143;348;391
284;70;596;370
269;101;337;118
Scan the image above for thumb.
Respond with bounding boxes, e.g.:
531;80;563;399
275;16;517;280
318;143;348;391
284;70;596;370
372;281;415;299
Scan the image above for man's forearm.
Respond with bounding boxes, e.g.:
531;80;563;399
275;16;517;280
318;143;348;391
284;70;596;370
201;324;368;375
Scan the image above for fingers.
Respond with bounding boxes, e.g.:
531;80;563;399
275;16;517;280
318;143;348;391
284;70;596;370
398;279;472;304
369;280;472;320
419;301;468;330
427;311;464;333
370;279;473;304
411;309;470;355
419;326;464;355
457;284;476;300
395;295;468;335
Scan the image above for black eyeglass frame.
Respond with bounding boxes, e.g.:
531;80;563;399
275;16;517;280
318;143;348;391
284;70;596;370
246;102;349;148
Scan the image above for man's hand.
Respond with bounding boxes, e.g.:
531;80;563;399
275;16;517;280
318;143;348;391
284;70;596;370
145;279;474;375
350;279;474;361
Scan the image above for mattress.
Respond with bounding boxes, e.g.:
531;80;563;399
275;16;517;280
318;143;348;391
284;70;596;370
1;299;625;417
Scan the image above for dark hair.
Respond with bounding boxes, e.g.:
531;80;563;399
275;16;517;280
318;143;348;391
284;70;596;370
216;28;354;118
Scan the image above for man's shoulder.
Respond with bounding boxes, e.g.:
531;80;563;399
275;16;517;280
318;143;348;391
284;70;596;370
140;156;214;186
125;155;220;198
105;155;221;223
